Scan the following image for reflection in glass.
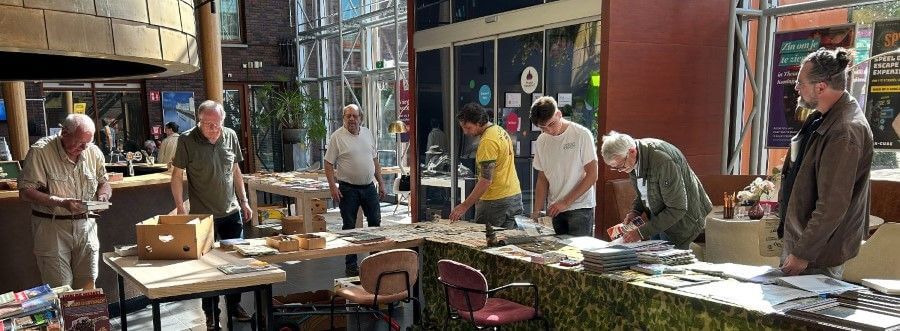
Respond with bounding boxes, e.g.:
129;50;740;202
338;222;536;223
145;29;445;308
545;22;601;136
498;31;543;213
219;0;242;43
416;48;453;220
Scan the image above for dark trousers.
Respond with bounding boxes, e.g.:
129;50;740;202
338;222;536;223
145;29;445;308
203;212;244;319
338;181;381;267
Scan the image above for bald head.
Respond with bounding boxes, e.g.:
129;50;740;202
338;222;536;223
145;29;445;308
342;104;361;134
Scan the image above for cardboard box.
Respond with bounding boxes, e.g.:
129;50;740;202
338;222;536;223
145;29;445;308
265;236;300;252
282;215;326;235
310;198;327;214
107;172;124;182
136;214;214;260
257;205;287;223
297;234;325;250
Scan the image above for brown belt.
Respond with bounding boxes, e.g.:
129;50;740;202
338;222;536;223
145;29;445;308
32;210;89;220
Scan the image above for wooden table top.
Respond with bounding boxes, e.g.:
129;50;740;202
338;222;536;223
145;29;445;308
103;248;285;299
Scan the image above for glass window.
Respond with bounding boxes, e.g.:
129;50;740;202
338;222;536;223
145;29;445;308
497;31;543;214
545;22;601;136
343;0;361;20
219;0;243;43
453;0;542;23
415;0;451;31
454;40;495;219
250;86;283;172
416;47;453;220
97;91;146;156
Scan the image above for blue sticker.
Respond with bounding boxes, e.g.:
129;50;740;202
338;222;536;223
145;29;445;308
478;84;491;106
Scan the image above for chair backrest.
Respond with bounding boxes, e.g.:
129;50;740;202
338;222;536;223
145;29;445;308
359;249;419;296
437;259;488;311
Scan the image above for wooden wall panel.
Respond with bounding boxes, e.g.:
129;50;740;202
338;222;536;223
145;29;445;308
596;0;730;238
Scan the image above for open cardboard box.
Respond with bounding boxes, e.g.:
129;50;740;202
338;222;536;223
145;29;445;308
297;234;325;250
136;214;214;260
282;215;326;235
265;235;300;252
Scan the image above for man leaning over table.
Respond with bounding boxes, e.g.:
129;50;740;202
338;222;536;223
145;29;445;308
19;113;112;290
324;104;386;277
529;96;598;236
600;131;711;249
778;48;873;279
170;100;254;328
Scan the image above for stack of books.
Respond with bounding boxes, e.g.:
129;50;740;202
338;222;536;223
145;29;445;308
637;249;697;265
0;284;64;330
59;288;110;331
582;246;639;273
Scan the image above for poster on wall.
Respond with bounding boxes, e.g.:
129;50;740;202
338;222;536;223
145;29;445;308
766;25;855;148
866;19;900;149
162;92;196;134
397;79;410;142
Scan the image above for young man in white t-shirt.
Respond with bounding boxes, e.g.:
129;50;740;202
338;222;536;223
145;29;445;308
530;96;599;236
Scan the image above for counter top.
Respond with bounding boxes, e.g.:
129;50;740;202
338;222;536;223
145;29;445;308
0;171;183;199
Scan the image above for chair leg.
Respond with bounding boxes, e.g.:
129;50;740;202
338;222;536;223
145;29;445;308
330;295;338;331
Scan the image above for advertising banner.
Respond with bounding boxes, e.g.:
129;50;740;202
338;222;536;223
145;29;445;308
866;19;900;149
767;25;855;148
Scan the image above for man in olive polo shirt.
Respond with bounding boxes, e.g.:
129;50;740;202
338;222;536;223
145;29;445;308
170;100;253;327
19;114;112;290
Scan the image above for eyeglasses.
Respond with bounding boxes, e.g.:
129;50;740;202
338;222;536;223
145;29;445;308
198;121;222;129
610;153;631;172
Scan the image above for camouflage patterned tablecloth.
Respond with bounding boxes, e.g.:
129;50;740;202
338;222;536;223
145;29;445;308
421;241;805;330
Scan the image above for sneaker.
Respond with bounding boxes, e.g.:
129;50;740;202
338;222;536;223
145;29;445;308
231;306;253;322
345;265;360;277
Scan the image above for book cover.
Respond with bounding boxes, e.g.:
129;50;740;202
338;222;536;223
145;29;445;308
59;289;110;331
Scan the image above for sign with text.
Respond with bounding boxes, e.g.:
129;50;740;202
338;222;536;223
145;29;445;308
866;19;900;149
766;25;855;148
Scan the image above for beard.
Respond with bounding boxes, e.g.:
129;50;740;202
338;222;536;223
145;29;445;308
797;95;817;110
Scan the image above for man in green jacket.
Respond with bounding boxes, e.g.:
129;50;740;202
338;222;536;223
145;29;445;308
601;131;711;249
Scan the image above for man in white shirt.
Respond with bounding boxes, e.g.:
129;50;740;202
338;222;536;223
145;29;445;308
157;122;180;165
530;96;599;236
324;104;385;276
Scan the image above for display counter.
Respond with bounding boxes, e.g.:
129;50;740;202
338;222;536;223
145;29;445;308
0;171;185;300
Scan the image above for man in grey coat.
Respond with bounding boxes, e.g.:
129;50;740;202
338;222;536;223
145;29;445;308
778;48;873;279
601;131;712;249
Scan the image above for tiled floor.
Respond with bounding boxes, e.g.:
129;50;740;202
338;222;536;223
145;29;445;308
110;203;416;331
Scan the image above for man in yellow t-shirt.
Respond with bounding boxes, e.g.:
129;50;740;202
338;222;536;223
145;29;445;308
449;103;522;229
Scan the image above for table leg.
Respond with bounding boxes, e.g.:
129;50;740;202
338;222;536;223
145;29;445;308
255;285;273;331
116;274;128;331
151;302;162;331
253;287;265;330
300;195;313;233
248;183;260;227
412;246;422;325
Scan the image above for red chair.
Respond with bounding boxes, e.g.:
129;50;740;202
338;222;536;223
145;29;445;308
437;259;549;330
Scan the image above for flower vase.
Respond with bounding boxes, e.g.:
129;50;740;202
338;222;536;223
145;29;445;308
748;201;765;220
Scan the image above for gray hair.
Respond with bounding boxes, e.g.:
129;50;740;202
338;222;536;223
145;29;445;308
61;114;95;134
802;47;852;91
197;100;225;118
343;104;362;119
600;130;635;163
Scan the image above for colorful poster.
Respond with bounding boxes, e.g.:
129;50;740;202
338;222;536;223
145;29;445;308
866;19;900;149
766;25;855;148
162;92;196;134
397;79;410;142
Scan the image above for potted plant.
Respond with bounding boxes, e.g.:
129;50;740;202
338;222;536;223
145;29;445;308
257;81;327;145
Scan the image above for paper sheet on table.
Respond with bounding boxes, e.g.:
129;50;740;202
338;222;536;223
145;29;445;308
679;279;818;313
776;275;866;295
686;262;784;284
556;236;609;251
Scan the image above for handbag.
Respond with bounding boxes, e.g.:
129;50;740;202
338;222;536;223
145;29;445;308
398;174;411;191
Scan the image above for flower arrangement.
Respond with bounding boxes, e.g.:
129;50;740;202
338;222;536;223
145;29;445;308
737;177;776;203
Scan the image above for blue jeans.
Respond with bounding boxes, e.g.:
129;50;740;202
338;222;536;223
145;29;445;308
203;212;244;319
338;182;381;268
552;208;594;236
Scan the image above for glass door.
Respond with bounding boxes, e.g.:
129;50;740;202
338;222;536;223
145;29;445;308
368;72;400;197
454;39;495;220
224;84;251;172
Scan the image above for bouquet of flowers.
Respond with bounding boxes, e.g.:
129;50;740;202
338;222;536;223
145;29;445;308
737;177;776;203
